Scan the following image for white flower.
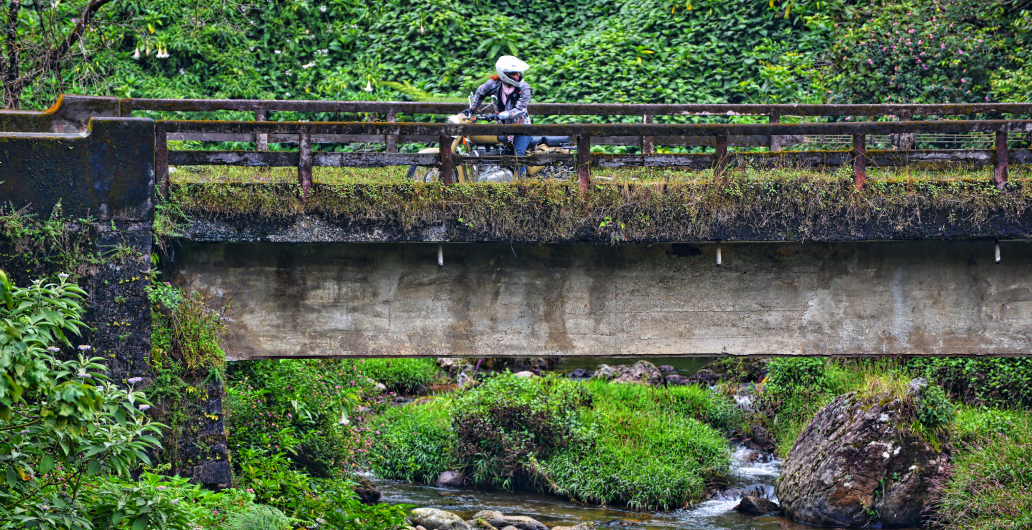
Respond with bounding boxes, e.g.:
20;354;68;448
179;68;186;75
364;80;373;92
48;347;61;353
78;345;92;351
58;273;69;279
128;377;143;384
274;50;281;54
138;404;150;411
132;47;140;59
302;62;314;69
319;5;326;12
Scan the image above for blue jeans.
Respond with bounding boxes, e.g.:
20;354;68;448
513;135;532;177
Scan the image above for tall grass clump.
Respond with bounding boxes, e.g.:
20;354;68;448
932;408;1032;530
538;384;732;510
369;399;456;484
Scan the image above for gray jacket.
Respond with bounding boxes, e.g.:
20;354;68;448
471;79;532;124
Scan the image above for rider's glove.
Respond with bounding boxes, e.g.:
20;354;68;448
482;113;499;121
462;108;475;117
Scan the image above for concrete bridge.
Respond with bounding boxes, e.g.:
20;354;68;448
3;95;1032;361
3;95;1032;487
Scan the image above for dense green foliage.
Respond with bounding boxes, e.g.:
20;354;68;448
0;270;163;528
370;373;733;509
908;357;1032;408
10;0;1032;111
358;358;439;394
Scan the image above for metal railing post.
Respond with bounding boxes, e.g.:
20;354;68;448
577;135;591;192
768;112;781;152
994;130;1008;190
156;122;169;199
641;114;654;155
853;133;866;190
386;109;398;153
714;134;729;178
439;134;454;185
299;130;313;199
255;109;268;152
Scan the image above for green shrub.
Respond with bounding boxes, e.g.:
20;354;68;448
908;357;1032;408
225;505;291;530
585;381;740;433
358;358;439;393
933;409;1032;530
452;373;591;488
369;400;456;484
148;280;227;376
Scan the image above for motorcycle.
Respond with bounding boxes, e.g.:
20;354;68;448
406;96;576;183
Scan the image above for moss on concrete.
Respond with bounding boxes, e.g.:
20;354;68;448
169;166;1032;242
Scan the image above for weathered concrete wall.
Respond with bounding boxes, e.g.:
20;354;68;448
0;117;153;220
173;240;1032;359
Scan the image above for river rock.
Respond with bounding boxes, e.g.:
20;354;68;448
611;361;663;385
514;371;537;378
568;368;588;379
352;475;381;504
775;381;950;528
686;368;721;385
411;508;471;530
435;471;464;488
471;511;548;530
592;364;617;380
734;496;781;515
665;374;687;386
657;365;676;372
551;524;595;530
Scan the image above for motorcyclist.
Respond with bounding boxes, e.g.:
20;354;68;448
466;55;532;176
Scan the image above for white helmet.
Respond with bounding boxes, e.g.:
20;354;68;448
495;55;529;87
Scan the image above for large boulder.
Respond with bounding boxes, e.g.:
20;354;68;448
611;361;663;385
435;471;464;488
734;496;781;515
592;364;617;380
410;508;471;530
775;382;950;528
352;475;381;504
470;511;548;530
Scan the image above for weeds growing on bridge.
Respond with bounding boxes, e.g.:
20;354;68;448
167;164;1032;242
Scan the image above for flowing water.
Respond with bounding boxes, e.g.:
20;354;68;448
380;358;920;530
375;445;817;530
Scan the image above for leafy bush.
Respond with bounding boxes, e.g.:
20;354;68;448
369;400;455;484
908;357;1032;408
932;408;1032;530
452;373;591;488
358;358;439;394
0;271;163;529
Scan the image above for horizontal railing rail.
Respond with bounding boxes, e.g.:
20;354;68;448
155;118;1032;197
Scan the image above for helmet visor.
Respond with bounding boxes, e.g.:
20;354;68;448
504;71;522;82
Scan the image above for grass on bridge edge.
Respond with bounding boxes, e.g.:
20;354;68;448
165;164;1032;242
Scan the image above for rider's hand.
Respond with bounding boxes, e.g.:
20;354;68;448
462;108;475;117
482;113;499;121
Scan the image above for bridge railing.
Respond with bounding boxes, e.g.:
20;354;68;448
155;117;1032;197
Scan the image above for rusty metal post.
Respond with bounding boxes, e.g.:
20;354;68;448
577;135;591;192
385;109;398;153
714;134;729;178
768;112;781;152
118;98;133;117
299;130;313;199
255;109;269;152
994;130;1008;190
156;123;169;199
439;134;454;185
853;133;866;190
641;114;654;154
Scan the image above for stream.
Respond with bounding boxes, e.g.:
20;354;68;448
374;445;812;530
378;357;918;530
